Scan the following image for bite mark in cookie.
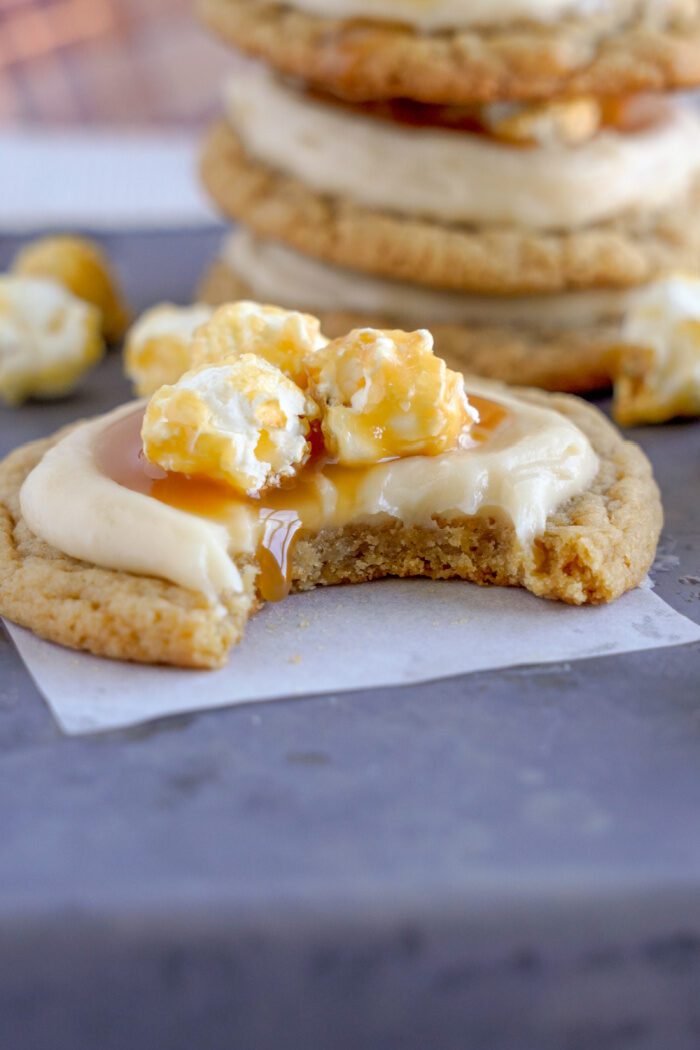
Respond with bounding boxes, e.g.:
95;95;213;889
0;317;661;668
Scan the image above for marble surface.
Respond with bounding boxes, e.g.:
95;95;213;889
1;229;700;1050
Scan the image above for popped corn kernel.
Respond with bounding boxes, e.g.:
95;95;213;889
191;301;326;385
483;97;601;146
306;327;477;465
0;276;103;406
124;303;214;397
142;354;320;496
13;235;130;342
613;275;700;426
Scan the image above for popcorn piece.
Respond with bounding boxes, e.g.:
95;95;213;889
13;235;130;342
192;301;326;386
0;276;103;406
142;354;320;496
482;93;669;147
613;275;700;426
484;97;602;146
124;303;214;397
306;327;477;465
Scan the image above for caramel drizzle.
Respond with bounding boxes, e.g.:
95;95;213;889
95;394;510;603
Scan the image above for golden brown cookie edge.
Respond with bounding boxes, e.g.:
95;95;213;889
198;0;700;104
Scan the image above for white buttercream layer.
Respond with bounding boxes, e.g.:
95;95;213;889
283;0;683;31
222;229;639;330
225;67;700;231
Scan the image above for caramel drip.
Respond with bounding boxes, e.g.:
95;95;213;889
256;509;303;603
94;393;511;602
308;87;672;141
469;395;510;443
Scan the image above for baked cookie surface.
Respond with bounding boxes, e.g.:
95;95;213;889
0;389;662;668
201;122;700;295
198;0;700;104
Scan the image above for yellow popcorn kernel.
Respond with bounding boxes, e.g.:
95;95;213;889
613;275;700;426
13;235;131;342
0;276;103;406
484;97;601;146
191;301;326;386
124;303;214;397
306;327;477;465
142;354;320;496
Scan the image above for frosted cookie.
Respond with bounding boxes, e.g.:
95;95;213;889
0;320;661;668
198;0;700;105
199;231;647;394
200;100;700;295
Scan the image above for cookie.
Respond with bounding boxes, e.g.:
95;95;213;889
201;121;700;295
0;427;258;668
200;256;627;393
198;0;700;105
0;390;662;668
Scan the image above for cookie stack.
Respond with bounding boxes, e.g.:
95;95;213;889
198;0;700;393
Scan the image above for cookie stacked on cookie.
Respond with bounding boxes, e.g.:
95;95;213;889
198;0;700;393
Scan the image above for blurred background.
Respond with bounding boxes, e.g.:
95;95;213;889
0;0;236;228
0;0;231;127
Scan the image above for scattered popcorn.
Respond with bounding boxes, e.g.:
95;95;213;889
0;276;103;406
484;97;602;147
142;354;320;496
613;275;700;426
191;301;326;385
124;303;214;397
306;327;477;465
12;235;130;342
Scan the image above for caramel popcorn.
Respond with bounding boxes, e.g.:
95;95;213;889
484;97;602;147
191;301;326;386
0;276;103;406
13;235;130;342
613;275;700;426
124;303;214;397
142;354;320;496
306;327;477;465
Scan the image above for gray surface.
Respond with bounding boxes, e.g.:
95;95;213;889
1;229;700;1050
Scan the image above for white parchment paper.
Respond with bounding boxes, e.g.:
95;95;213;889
5;578;700;735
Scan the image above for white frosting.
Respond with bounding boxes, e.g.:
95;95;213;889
20;383;598;599
223;229;637;330
282;0;682;31
225;67;700;231
20;404;244;603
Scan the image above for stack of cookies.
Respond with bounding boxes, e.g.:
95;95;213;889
197;0;700;394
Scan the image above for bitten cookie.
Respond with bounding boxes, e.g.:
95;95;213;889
0;387;662;668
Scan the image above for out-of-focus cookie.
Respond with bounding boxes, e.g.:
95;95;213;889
201;120;700;296
198;233;647;394
198;0;700;105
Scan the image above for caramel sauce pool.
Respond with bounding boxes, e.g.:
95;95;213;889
95;395;509;603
